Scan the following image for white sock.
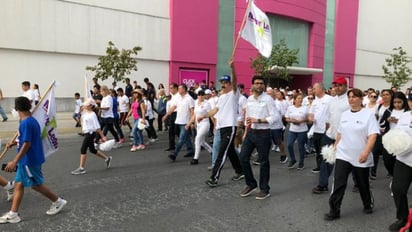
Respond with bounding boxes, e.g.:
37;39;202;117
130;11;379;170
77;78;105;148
55;197;62;203
9;211;17;216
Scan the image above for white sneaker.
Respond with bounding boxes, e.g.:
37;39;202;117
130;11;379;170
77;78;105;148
71;167;86;175
0;211;21;223
113;142;121;149
6;181;14;202
46;199;67;215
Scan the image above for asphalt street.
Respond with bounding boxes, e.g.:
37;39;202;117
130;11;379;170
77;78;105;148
0;130;406;232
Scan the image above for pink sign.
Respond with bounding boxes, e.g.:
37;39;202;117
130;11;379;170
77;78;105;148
179;69;208;87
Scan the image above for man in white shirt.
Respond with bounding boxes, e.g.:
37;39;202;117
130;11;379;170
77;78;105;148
239;76;278;200
0;88;8;122
199;60;244;187
308;82;333;173
163;83;179;151
163;84;195;161
312;77;350;193
21;81;35;111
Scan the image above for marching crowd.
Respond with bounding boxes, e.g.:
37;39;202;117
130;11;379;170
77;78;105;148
2;64;412;231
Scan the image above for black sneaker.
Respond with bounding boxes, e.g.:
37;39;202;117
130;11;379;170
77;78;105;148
240;186;257;197
190;159;199;165
311;167;320;173
252;160;261;165
370;172;377;180
352;185;359;192
280;155;288;164
2;118;7;122
363;206;373;214
297;163;305;170
231;173;245;181
168;154;176;162
324;210;340;221
206;178;218;187
388;219;407;231
288;161;296;169
312;186;328;194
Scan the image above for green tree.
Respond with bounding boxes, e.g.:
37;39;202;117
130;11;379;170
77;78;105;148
382;47;412;88
251;39;299;81
86;41;142;82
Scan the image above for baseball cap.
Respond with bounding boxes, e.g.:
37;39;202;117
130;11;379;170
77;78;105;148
220;75;231;83
332;77;347;85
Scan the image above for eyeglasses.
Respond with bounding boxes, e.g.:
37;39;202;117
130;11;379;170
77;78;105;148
370;95;378;98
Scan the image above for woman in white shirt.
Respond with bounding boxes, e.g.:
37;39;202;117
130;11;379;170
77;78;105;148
388;96;412;230
379;92;409;178
189;90;212;165
96;85;119;144
285;93;308;170
325;88;379;221
364;92;378;113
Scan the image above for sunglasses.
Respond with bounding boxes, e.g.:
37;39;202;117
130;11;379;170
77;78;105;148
370;95;378;98
308;98;313;100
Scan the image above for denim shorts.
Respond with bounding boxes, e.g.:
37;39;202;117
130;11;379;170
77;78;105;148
15;165;44;187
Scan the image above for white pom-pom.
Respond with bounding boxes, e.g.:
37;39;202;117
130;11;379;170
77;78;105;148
99;139;115;151
137;119;149;130
321;144;336;164
383;129;412;156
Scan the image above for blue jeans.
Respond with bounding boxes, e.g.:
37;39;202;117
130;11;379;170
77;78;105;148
0;105;7;120
318;135;335;188
172;124;193;156
287;131;307;165
132;119;144;146
239;130;271;193
211;129;221;166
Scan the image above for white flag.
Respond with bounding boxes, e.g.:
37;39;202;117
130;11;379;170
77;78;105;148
240;1;273;58
84;76;92;99
32;81;58;157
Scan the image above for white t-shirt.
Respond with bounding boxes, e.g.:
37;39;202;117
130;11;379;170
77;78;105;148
145;99;154;119
394;111;412;167
100;95;114;118
33;89;40;101
390;109;405;129
325;93;350;139
118;95;130;113
81;111;101;134
195;99;211;125
336;109;380;167
215;90;239;129
74;99;82;114
285;105;308;132
174;93;195;124
23;89;35;110
237;94;247;122
309;94;333;133
270;100;284;130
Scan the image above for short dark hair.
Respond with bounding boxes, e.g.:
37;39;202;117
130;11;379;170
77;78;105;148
117;88;124;93
74;92;80;97
15;96;31;112
252;75;265;85
178;84;188;92
22;81;30;87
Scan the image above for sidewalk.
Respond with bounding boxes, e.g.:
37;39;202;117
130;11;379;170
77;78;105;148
0;112;81;141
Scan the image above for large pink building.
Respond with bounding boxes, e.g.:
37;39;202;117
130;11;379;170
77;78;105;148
169;0;359;90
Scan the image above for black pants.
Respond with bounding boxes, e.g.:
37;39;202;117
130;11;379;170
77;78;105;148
167;112;177;149
145;117;158;139
211;126;243;181
98;117;119;142
392;160;412;220
329;159;373;213
157;113;165;131
313;132;324;169
81;133;98;154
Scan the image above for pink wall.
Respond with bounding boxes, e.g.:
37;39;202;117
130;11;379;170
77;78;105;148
334;0;359;87
234;0;327;88
169;0;219;85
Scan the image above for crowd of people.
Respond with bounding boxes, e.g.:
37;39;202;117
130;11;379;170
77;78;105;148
2;70;412;230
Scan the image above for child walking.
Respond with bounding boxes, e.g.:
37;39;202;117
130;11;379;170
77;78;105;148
73;92;82;127
0;96;67;223
71;98;112;175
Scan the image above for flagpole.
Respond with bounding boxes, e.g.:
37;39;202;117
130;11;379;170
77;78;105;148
230;0;253;60
0;80;56;160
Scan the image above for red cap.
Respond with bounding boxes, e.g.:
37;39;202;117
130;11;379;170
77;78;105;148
332;77;347;85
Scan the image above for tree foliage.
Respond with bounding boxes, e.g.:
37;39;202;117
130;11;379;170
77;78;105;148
86;41;142;82
250;39;299;81
382;47;412;88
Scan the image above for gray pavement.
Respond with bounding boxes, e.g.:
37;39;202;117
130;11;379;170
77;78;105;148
0;114;406;231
